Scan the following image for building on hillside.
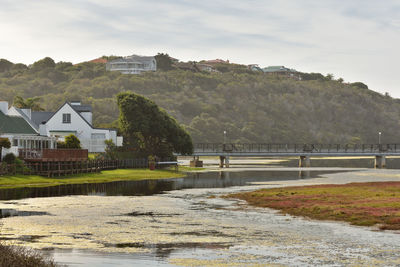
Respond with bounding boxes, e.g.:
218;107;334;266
174;62;198;72
106;55;157;74
262;66;301;80
202;59;230;64
89;57;108;64
0;101;56;159
247;64;263;72
196;63;218;72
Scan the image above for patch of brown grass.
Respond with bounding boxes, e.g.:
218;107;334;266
225;182;400;230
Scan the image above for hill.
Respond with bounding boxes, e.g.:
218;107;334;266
0;57;398;144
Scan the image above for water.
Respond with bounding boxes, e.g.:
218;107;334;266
1;161;400;266
0;170;334;201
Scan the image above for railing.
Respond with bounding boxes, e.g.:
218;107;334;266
18;149;88;160
193;143;400;154
0;158;150;177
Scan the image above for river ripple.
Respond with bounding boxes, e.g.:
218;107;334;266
1;168;400;266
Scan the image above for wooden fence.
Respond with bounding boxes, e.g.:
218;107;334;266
0;158;149;177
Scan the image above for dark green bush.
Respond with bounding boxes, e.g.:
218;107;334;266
3;153;16;164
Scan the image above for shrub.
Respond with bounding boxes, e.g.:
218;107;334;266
0;138;11;149
57;141;67;148
104;139;117;160
3;153;16;164
64;134;81;149
0;243;56;267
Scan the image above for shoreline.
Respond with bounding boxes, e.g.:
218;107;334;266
225;178;400;230
0;168;188;189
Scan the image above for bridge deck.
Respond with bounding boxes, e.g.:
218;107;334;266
190;143;400;157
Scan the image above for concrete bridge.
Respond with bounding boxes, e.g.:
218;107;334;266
188;143;400;168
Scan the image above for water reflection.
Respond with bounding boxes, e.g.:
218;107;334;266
0;171;335;201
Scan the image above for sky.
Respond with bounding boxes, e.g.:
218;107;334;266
1;0;399;96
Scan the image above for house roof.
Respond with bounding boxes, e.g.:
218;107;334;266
89;57;108;64
45;102;116;132
263;66;298;73
71;104;92;113
0;110;37;134
31;111;55;126
108;55;155;64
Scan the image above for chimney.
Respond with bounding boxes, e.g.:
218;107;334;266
39;123;47;136
0;101;9;115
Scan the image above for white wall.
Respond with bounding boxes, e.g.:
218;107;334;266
44;103;117;152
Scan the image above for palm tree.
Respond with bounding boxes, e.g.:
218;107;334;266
13;96;44;111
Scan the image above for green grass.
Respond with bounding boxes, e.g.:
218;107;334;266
0;169;185;189
176;166;206;171
226;182;400;230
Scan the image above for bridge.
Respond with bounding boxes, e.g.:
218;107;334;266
188;143;400;168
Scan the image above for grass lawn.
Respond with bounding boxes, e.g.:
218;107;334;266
177;166;206;171
0;169;186;189
226;182;400;230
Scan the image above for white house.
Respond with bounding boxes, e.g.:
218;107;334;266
106;55;157;74
35;101;122;153
0;101;56;159
8;101;122;153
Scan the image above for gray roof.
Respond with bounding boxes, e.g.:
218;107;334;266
70;104;92;112
0;111;37;135
109;54;155;64
32;111;54;126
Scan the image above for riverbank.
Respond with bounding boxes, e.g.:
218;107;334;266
226;181;400;230
0;169;186;189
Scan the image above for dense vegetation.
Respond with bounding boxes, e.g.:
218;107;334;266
117;92;193;158
0;57;398;144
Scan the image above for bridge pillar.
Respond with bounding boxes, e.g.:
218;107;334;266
190;156;203;167
219;156;225;168
375;155;386;169
299;156;311;168
225;156;230;168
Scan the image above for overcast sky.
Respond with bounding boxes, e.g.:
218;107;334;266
1;0;399;96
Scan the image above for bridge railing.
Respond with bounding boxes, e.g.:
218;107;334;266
193;143;400;154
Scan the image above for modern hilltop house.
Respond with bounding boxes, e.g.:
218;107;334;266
106;55;157;74
7;101;122;153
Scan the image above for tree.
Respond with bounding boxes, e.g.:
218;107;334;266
64;134;81;149
326;73;334;80
0;59;13;72
31;57;56;72
0;138;11;162
154;53;173;71
0;138;11;149
350;82;368;89
104;139;117;159
117;92;193;158
13;96;44;111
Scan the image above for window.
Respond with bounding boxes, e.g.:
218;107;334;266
62;113;71;123
91;133;106;139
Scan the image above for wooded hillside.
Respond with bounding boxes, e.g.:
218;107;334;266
0;57;398;144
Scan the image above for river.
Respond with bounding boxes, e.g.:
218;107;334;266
1;158;400;266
